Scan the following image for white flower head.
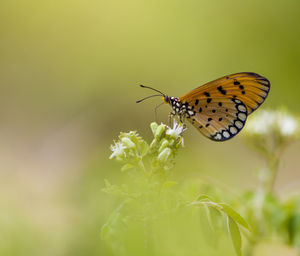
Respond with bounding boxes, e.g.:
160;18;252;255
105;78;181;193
166;121;186;139
245;109;299;137
109;141;126;159
277;112;298;136
246;110;276;135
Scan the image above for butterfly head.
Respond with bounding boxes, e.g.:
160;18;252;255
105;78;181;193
162;95;170;104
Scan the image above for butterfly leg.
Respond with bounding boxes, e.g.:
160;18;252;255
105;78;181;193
179;113;185;124
168;111;176;126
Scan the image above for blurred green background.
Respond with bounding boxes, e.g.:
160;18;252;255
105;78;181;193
0;0;300;255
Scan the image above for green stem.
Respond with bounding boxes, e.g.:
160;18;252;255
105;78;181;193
268;157;280;194
137;158;149;178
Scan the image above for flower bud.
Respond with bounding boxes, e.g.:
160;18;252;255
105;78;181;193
154;124;166;139
158;147;171;163
150;122;158;135
121;137;136;149
158;139;169;153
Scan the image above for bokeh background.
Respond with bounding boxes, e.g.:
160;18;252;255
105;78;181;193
1;0;300;255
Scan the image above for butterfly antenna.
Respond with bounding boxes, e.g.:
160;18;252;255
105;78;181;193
136;94;163;103
139;84;165;96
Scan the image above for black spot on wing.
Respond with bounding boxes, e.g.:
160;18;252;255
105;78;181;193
217;86;227;95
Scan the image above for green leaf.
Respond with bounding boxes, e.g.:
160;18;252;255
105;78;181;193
205;204;222;232
287;213;300;245
199;206;218;248
219;203;251;232
227;216;242;256
196;194;214;202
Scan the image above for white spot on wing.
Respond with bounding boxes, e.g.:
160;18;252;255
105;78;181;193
230;126;238;134
223;131;230;138
235;120;243;129
238;105;246;112
215;134;222;140
238;113;246;121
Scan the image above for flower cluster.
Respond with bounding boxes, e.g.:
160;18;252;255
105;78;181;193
109;121;186;172
244;109;299;156
245;109;299;138
109;131;148;162
149;121;185;170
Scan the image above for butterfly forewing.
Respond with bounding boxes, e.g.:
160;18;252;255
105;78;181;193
188;97;248;141
180;72;270;114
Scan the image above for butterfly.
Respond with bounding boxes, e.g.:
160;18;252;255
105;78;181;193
137;72;270;141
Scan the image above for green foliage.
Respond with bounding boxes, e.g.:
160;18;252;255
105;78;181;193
103;122;251;256
190;197;251;256
103;110;300;256
227;216;242;256
240;109;300;254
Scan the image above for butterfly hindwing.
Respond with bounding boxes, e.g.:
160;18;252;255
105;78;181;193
187;97;248;141
180;72;270;115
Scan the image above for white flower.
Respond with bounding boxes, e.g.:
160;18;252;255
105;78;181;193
277;113;298;136
246;110;276;135
166;121;186;139
109;141;126;159
245;109;298;137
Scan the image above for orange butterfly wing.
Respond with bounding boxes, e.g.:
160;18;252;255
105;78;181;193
188;97;248;141
179;72;270;141
180;72;270;114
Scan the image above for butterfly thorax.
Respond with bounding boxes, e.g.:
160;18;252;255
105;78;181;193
167;96;196;118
